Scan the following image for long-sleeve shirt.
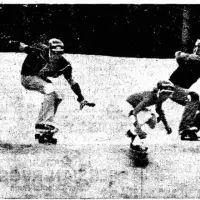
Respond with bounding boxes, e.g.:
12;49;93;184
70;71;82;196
21;43;72;80
169;51;200;89
126;90;170;130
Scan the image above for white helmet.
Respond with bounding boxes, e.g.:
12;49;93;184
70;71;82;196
49;38;64;52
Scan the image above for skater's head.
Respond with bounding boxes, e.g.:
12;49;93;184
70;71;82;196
155;80;175;101
49;38;64;57
187;91;199;102
193;39;200;56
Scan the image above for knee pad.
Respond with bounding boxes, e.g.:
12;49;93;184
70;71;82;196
44;84;55;94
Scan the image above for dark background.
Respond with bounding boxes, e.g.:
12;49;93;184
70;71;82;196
0;4;199;58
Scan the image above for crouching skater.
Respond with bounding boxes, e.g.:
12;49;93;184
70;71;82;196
126;80;175;152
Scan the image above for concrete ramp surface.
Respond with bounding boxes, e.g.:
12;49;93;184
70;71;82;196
1;53;200;198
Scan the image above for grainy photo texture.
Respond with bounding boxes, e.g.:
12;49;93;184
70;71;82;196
0;4;200;198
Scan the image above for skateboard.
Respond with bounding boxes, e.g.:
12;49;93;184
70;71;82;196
130;148;149;167
35;129;58;144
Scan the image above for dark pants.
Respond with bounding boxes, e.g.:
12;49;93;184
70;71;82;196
179;101;200;132
170;85;200;133
21;75;63;127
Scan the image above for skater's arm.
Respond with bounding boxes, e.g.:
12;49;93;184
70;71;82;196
155;103;172;134
175;51;200;62
64;64;95;109
175;51;190;60
129;94;155;127
133;95;155;115
8;40;46;55
65;68;85;102
129;110;147;139
128;96;154;139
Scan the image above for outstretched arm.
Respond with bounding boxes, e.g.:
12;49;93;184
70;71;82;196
8;40;47;55
128;97;154;139
64;65;95;110
155;102;172;134
175;50;200;62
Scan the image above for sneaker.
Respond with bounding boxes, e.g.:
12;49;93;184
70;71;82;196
180;128;198;140
35;124;59;133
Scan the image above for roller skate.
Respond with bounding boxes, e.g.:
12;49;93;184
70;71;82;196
35;124;58;144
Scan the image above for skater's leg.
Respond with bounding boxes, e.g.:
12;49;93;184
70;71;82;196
36;91;63;126
170;85;189;106
179;92;200;140
126;112;148;151
21;75;63;131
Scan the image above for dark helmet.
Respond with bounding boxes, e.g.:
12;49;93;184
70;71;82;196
49;38;64;52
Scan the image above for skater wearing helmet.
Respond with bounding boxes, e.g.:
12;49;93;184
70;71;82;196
10;38;95;144
126;80;175;151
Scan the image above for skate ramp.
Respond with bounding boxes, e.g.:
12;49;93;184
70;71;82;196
0;142;200;198
1;53;200;198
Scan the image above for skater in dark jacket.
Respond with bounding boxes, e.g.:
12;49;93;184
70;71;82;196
169;39;200;139
10;38;95;143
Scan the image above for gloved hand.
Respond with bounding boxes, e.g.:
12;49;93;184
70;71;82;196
80;100;95;110
19;42;28;51
175;51;182;57
165;126;172;134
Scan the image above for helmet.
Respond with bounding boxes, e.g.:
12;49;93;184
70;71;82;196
49;38;64;52
156;80;175;94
